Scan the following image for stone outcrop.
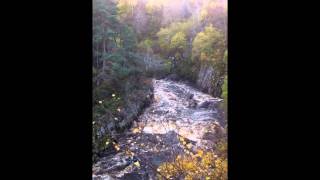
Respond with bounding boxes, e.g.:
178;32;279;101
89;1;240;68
196;64;225;97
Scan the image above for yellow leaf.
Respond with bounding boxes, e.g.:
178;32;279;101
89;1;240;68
134;161;140;167
179;136;184;142
114;144;120;151
132;128;140;134
182;141;186;145
197;150;204;157
186;143;192;149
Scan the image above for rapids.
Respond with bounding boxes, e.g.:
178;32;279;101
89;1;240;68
93;79;226;180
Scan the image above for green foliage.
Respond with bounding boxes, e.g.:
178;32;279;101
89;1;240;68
138;38;153;53
156;20;192;56
176;58;197;81
164;60;172;73
222;76;227;100
92;0;149;162
117;0;138;19
223;49;228;64
120;25;137;51
192;25;223;62
157;28;171;53
170;32;187;51
222;50;228;107
221;75;228;112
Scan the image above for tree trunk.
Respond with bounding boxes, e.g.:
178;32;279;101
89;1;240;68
102;39;106;72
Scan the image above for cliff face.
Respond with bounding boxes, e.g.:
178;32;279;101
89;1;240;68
196;64;225;98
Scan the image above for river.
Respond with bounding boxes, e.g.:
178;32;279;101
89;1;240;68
93;79;226;179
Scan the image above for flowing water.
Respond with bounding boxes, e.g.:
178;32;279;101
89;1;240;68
93;79;226;180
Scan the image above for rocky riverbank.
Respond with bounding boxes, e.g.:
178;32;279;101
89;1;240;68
93;77;154;163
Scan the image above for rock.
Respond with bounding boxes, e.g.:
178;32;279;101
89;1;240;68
107;122;115;131
186;93;194;100
196;65;224;97
202;132;216;140
198;101;215;109
188;100;197;108
122;172;145;180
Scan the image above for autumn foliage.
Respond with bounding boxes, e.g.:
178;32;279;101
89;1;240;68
157;149;227;180
157;136;227;180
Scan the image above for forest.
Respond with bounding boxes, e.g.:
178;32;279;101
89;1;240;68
93;0;227;179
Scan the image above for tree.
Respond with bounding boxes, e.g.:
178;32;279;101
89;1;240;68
192;25;223;62
170;32;187;58
138;38;153;53
157;20;192;57
92;0;147;162
200;0;228;36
